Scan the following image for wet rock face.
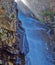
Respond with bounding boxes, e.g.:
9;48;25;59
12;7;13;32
16;0;55;20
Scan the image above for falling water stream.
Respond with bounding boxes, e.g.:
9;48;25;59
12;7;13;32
15;0;54;65
18;11;53;65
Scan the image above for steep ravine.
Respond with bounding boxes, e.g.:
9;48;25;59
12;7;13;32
15;0;55;65
17;11;53;65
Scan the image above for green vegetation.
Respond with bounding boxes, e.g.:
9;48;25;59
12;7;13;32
41;9;55;23
0;32;3;39
42;10;55;16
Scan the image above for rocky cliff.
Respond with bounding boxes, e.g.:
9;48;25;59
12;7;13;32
16;0;55;20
